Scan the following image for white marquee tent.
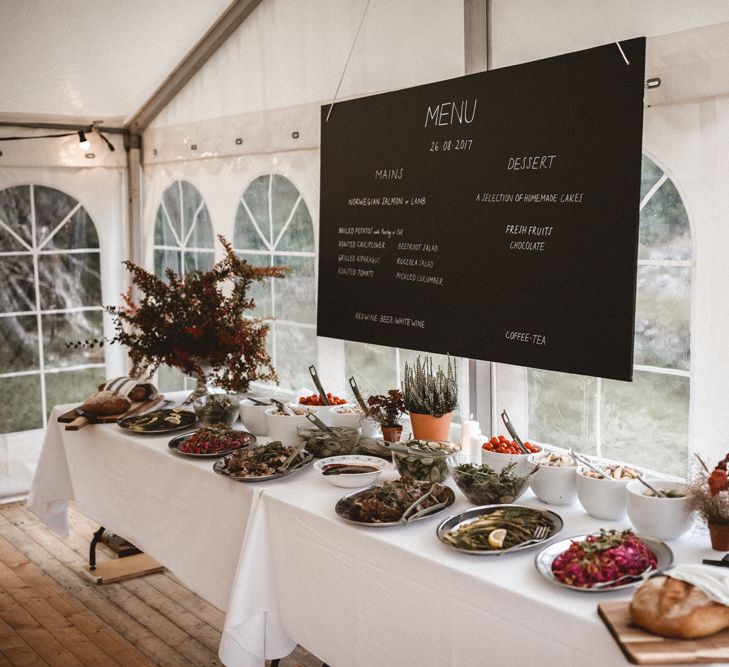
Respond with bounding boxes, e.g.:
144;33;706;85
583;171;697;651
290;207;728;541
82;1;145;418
3;0;729;500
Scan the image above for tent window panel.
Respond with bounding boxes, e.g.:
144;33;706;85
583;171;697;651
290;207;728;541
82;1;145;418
45;367;107;420
186;207;214;248
0;225;27;252
154;248;181;279
0;185;32;247
276;201;314;252
634;265;691;371
183;250;215;274
274;324;317;392
344;342;398;395
0;255;35;312
37;253;102;310
42;311;104;369
639;178;692;261
242;176;272;245
271;175;303;244
162;182;184;241
274;255;315;324
526;368;598;455
234;207;268;250
640;155;664;202
154;209;177;245
601;371;689;477
0;374;42;432
236;253;272;318
35;186;78;247
0;315;39;371
44;208;99;250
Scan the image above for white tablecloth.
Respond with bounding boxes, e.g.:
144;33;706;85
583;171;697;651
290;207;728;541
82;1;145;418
28;408;721;666
28;404;261;611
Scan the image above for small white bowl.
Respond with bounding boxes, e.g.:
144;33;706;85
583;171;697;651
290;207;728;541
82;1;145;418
313;455;388;488
329;405;380;437
626;479;692;541
576;467;635;520
528;453;577;506
239;396;272;436
264;406;318;446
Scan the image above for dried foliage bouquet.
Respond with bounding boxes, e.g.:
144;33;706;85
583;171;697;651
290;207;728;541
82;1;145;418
402;355;458;417
689;453;729;526
107;235;286;393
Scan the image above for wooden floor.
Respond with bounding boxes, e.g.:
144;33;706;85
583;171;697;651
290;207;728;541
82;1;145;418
0;501;321;667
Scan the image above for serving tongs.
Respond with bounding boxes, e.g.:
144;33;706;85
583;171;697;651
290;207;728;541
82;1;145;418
399;484;447;524
309;365;330;406
348;376;369;413
500;410;530;455
278;446;309;475
247;397;272;407
305;412;338;437
569;447;667;498
270;398;296;416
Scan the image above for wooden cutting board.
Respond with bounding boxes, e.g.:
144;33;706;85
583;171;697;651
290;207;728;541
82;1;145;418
598;601;729;664
58;395;164;430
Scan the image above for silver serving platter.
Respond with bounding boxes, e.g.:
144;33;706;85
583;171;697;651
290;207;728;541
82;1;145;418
118;408;197;435
168;430;256;458
436;504;564;555
212;449;313;482
535;533;674;592
335;482;456;527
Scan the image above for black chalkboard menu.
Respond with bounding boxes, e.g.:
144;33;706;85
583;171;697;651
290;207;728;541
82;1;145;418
318;38;645;381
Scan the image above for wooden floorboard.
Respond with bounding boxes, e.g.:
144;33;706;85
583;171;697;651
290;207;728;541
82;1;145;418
0;502;323;667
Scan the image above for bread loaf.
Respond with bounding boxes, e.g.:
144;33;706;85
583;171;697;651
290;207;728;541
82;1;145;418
630;575;729;639
80;391;131;416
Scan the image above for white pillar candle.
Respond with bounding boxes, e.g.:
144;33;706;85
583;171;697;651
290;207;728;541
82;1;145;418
460;418;481;459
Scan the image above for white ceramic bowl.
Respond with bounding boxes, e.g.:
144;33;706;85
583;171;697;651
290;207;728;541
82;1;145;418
626;479;692;541
264;406;318;446
480;447;535;476
576;467;635;520
239;396;273;436
329;405;380;437
528;453;577;506
313;455;388;488
295;402;351;426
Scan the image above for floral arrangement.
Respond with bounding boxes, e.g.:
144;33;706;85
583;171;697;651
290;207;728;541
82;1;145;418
402;355;458;417
689;453;729;526
366;389;406;428
85;235;286;393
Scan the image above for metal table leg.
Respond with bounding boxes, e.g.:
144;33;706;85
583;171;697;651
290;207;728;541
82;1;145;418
89;526;105;571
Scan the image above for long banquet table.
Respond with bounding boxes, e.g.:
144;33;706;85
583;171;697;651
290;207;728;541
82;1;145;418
29;403;719;667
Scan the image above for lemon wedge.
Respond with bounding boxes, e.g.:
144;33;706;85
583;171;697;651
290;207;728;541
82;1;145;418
488;528;507;549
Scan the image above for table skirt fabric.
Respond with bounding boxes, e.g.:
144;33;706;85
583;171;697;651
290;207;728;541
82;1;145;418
29;406;719;666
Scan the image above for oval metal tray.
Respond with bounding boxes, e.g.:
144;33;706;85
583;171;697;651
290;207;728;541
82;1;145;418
212;449;313;482
535;533;674;592
118;408;197;434
436;504;564;555
168;430;256;458
335;481;455;527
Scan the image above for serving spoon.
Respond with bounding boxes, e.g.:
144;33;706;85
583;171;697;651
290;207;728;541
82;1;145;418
570;448;667;498
500;410;530;454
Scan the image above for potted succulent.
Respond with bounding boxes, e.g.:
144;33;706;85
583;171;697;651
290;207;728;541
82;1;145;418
366;389;406;442
689;452;729;550
402;355;458;441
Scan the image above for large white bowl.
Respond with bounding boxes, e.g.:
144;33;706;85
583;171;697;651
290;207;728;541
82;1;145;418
576;467;634;520
239;396;272;436
626;479;693;541
264;406;318;446
313;455;389;488
528;453;577;506
481;447;535;476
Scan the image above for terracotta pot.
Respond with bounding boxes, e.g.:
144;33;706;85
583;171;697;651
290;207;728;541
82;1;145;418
709;522;729;551
381;425;403;443
409;412;452;441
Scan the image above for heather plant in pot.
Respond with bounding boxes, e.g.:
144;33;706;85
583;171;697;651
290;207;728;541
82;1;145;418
402;355;458;441
689;452;729;550
366;389;406;442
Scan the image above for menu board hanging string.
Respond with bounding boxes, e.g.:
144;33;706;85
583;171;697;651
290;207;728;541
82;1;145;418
592;0;630;65
325;0;371;122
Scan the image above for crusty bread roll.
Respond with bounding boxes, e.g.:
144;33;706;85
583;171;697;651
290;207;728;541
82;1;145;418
80;391;131;416
630;575;729;639
97;382;151;402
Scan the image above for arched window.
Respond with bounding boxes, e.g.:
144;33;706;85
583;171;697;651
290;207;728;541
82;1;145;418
153;180;215;391
0;184;104;432
524;154;692;475
234;174;316;391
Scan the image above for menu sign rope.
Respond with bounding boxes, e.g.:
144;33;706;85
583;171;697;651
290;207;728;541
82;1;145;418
318;38;646;381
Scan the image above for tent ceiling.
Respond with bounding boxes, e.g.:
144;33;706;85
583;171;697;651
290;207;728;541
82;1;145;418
0;0;233;126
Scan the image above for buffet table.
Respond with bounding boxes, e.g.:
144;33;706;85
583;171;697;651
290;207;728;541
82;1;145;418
29;406;719;667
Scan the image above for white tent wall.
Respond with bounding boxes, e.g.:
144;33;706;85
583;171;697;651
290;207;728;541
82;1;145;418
0;131;128;500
